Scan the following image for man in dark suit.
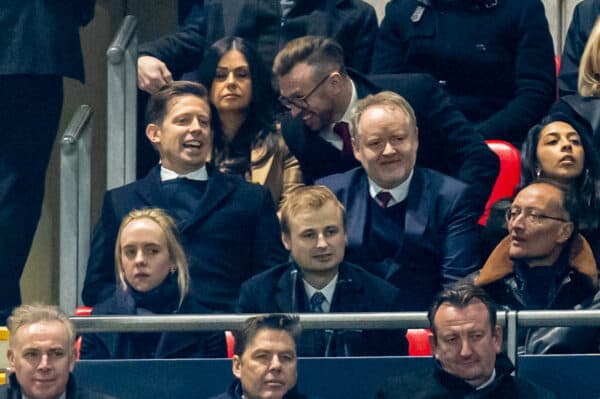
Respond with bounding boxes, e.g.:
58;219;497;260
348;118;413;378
317;91;481;310
238;185;408;356
273;36;499;215
0;1;95;324
82;81;287;310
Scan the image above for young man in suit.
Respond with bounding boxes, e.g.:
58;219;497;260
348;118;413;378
238;185;408;356
273;35;499;215
317;91;481;310
82;81;287;311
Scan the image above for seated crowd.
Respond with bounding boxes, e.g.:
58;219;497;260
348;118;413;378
7;3;600;397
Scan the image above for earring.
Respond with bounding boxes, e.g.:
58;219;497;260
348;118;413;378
170;266;176;274
535;167;541;178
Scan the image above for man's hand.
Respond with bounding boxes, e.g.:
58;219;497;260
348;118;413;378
137;56;173;94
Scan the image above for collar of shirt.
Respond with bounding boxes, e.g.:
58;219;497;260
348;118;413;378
475;368;496;390
368;169;414;206
160;165;208;182
319;80;358;150
303;274;339;313
24;392;67;399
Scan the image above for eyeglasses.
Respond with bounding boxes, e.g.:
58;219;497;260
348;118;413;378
278;72;334;110
505;207;569;225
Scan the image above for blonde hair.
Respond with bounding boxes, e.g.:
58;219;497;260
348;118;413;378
115;208;190;306
8;304;76;349
350;91;417;140
279;185;345;235
578;16;600;97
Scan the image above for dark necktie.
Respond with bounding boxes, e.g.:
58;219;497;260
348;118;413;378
376;191;393;208
310;292;326;313
333;122;353;155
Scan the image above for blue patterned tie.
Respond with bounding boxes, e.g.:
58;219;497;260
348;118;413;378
310;292;326;313
376;191;393;208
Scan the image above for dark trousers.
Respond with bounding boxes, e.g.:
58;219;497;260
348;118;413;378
0;75;63;323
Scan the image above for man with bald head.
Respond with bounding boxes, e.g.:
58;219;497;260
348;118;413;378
476;181;599;353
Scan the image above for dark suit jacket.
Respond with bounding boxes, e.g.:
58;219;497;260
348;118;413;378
0;1;95;81
238;261;408;356
79;289;226;359
281;70;499;215
558;0;600;96
317;167;481;310
371;0;555;144
139;0;378;75
0;374;115;399
82;165;287;310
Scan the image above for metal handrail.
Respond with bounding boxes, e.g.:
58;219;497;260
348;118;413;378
106;15;138;190
60;105;94;313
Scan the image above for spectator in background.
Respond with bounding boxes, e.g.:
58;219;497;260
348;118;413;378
82;81;286;311
137;0;378;94
371;0;556;146
273;36;498;215
238;186;408;356
318;91;481;310
0;1;95;325
553;17;600;145
475;181;599;353
375;283;556;398
210;314;309;399
2;304;116;399
558;1;600;96
197;37;303;207
80;208;225;359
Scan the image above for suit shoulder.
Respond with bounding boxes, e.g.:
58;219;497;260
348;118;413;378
418;168;469;194
316;168;362;190
242;263;290;288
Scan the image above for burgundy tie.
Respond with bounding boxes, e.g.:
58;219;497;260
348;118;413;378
376;191;393;208
333;121;353;155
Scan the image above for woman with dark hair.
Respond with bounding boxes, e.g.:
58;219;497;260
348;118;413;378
483;114;600;260
197;36;303;207
80;208;226;359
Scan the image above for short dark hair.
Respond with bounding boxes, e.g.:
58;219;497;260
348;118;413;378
272;36;346;79
233;314;301;357
428;283;498;337
145;80;209;125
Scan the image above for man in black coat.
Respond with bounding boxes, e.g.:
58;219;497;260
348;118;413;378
82;81;287;310
2;304;116;399
375;284;556;398
211;314;308;399
0;0;95;325
238;186;408;356
137;0;378;94
273;36;499;215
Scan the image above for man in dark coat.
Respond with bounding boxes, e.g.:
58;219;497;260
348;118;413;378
273;36;499;215
475;181;599;353
375;284;556;398
211;314;308;399
317;91;481;310
558;0;600;96
238;186;408;356
0;0;95;325
137;0;378;94
1;304;116;399
82;81;287;310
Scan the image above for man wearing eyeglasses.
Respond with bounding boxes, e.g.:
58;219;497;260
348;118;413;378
475;180;599;353
273;36;499;215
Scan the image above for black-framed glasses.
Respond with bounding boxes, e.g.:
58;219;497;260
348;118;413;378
278;72;334;110
505;207;569;225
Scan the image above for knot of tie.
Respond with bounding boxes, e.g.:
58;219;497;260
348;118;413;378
376;191;393;208
333;121;353;155
310;292;326;313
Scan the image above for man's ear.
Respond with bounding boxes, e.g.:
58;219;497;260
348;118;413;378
232;355;242;379
352;137;362;162
492;325;503;353
7;349;14;369
146;123;161;144
68;347;77;372
281;233;291;251
428;334;438;359
557;222;575;244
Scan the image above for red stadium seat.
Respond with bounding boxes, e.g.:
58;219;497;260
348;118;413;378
406;328;432;356
478;140;521;226
555;55;560;100
225;330;235;358
74;306;93;360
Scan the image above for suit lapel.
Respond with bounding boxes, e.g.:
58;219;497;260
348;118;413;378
275;264;299;312
399;169;429;258
345;170;369;247
330;263;363;312
250;145;274;186
135;166;169;209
